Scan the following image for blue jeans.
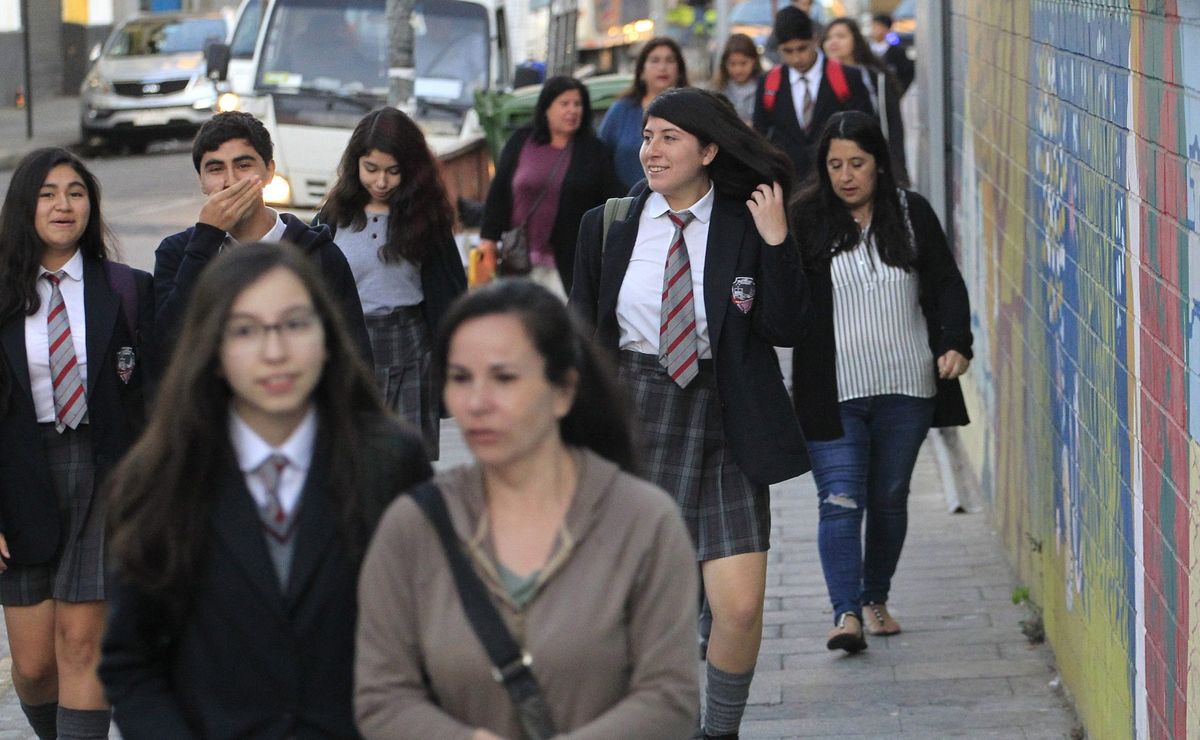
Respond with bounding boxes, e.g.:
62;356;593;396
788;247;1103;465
806;394;935;622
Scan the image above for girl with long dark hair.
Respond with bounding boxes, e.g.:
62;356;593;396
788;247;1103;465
599;37;690;190
0;147;154;740
317;107;467;459
100;243;432;739
356;280;697;738
789;111;972;651
572;87;810;738
710;33;763;125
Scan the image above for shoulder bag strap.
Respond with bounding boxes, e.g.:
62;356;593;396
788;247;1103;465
897;189;916;253
600;196;635;256
514;143;572;231
410;482;557;739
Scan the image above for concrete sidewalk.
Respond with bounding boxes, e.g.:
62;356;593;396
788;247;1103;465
0;97;85;170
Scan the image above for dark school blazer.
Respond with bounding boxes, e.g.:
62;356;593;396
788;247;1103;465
481;126;624;291
100;416;433;740
0;255;155;564
571;188;812;485
752;59;875;182
790;190;973;441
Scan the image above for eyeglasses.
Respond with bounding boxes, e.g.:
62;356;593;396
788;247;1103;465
223;312;322;352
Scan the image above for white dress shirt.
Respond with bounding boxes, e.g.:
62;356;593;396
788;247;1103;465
229;406;317;517
617;186;715;359
790;51;826;127
26;249;88;424
222;209;287;251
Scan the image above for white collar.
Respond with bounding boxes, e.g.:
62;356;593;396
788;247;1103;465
646;184;716;223
41;248;85;281
226;209;287;247
789;51;826;84
229;406;318;475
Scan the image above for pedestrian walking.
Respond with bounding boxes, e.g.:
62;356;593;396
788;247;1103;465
100;243;432;739
599;38;689;191
788;111;972;652
868;14;915;95
315;107;467;459
711;34;763;125
571;87;810;738
0;147;155;740
753;7;873;183
153;111;372;363
478;77;622;297
822;17;910;186
356;280;698;739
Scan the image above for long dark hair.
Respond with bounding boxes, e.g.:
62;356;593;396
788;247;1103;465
434;280;637;471
106;243;385;613
531;76;594;144
621;37;688;102
792;111;912;267
319;107;455;264
825;17;893;81
645;87;794;203
711;33;762;91
0;147;113;326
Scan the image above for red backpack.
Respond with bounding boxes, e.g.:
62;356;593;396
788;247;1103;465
761;58;851;115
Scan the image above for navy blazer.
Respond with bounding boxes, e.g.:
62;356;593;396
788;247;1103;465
0;256;155;564
100;416;433;740
571;188;811;484
752;59;875;181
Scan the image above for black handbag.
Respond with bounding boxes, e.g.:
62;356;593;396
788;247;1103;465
410;481;558;739
498;144;571;277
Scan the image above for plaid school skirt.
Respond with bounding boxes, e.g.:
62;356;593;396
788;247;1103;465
0;423;105;605
618;351;770;561
365;306;440;460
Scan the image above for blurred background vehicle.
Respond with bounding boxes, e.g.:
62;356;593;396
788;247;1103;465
80;10;232;152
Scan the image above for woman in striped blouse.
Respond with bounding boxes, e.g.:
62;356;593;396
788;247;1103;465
789;111;973;652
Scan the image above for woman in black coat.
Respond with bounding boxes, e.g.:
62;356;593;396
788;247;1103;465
100;243;432;739
479;76;623;296
790;111;972;653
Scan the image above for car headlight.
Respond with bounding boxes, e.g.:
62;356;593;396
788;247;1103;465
83;72;112;95
217;92;241;112
262;175;292;205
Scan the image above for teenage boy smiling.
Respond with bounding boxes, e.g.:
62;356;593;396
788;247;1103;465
753;7;873;183
153;112;372;362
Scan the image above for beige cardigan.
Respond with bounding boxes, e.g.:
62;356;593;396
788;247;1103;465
355;448;699;739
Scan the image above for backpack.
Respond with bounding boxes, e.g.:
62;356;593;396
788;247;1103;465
761;59;851;115
601;196;636;253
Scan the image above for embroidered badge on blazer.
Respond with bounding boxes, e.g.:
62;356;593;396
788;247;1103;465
731;277;756;314
116;347;136;384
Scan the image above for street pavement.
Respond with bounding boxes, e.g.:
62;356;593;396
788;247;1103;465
0;101;1080;738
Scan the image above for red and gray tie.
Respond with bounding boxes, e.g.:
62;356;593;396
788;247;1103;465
44;272;87;433
255;454;294;543
660;211;699;388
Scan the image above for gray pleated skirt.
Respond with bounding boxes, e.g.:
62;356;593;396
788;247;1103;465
618;351;770;561
0;423;104;605
365;305;440;460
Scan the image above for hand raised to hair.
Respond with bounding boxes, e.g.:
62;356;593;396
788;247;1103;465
746;182;789;246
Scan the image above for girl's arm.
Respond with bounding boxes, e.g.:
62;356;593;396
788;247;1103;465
746;184;810;347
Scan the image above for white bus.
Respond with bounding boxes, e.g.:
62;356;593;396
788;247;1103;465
210;0;511;209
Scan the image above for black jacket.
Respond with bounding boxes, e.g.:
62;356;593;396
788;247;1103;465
481;127;623;290
791;190;973;441
571;188;812;485
881;43;915;95
100;416;433;740
861;67;910;187
153;213;373;364
0;256;156;564
752;59;875;182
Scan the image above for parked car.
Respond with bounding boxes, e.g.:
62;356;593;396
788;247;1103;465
80;11;232;151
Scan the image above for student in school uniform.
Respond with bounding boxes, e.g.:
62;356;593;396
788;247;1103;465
99;243;432;739
571;87;810;739
752;7;874;183
153;111;373;364
0;147;155;740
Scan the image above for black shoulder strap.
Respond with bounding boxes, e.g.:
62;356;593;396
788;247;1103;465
410;482;557;739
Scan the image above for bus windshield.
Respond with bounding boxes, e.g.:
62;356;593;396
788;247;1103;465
256;0;490;110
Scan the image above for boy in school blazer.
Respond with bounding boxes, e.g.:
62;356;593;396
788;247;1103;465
753;7;874;183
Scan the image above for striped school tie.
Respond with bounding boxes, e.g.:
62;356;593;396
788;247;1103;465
660;210;699;388
800;73;814;130
44;272;87;433
254;454;294;543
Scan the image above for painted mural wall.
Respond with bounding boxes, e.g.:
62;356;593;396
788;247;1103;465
947;1;1200;737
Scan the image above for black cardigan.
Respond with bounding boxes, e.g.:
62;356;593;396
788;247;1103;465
791;190;973;441
480;126;623;290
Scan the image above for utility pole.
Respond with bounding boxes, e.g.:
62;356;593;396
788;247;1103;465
19;0;32;139
386;0;416;114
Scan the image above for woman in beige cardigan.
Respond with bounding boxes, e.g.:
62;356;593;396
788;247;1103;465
355;280;698;740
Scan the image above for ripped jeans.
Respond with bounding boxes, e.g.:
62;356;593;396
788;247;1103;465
806;394;935;623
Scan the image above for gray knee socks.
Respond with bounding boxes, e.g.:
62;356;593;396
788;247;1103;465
57;706;112;740
20;700;57;739
704;662;754;736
